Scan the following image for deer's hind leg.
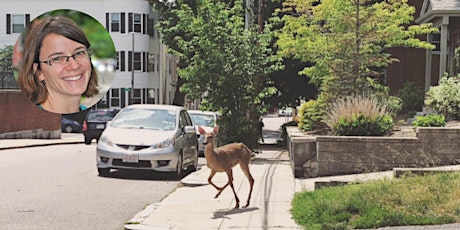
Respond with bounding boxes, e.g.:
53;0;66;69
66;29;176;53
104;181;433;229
240;162;254;208
223;169;240;209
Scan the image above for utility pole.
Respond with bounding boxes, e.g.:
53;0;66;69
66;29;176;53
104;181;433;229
131;32;135;105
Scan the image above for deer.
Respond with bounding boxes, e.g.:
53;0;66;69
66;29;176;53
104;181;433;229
198;126;255;209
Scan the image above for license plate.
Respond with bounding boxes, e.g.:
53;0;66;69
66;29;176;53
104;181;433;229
96;124;105;129
122;154;139;163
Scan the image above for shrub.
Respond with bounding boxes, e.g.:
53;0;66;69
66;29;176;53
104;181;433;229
334;114;394;136
425;75;460;120
298;100;325;132
412;114;446;127
326;95;394;136
396;81;424;116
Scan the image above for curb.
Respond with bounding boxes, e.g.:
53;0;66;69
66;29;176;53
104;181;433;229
0;141;84;151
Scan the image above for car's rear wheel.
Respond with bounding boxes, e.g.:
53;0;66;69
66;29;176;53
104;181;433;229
84;136;91;145
98;168;110;176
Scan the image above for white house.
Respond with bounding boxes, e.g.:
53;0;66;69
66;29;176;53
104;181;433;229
0;0;178;109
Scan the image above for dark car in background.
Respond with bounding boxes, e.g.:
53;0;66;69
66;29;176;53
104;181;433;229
83;109;119;144
61;117;82;133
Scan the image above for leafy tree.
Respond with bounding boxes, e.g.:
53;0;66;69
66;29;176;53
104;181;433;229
276;0;437;103
154;0;279;147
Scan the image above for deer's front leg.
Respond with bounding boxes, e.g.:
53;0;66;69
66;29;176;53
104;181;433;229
208;170;222;194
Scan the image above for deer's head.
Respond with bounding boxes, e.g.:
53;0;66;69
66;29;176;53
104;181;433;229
198;126;219;146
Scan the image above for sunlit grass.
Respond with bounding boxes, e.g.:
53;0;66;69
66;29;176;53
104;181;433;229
291;172;460;229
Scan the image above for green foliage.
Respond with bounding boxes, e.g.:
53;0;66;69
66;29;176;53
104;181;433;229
425;75;460;120
276;0;437;89
275;0;437;119
412;114;446;128
155;0;280;148
396;81;425;116
0;45;13;71
326;95;394;136
298;100;325;132
291;173;460;229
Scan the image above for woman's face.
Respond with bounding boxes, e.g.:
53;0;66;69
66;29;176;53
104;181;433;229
35;33;92;100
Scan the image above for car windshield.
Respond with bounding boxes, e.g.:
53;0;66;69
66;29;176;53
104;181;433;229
87;111;117;122
111;108;176;130
189;113;215;127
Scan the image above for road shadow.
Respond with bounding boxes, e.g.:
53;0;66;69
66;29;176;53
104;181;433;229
212;207;259;219
98;166;202;181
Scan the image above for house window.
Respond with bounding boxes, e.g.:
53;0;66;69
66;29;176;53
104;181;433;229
111;13;120;32
134;52;142;70
7;14;28;34
133;88;142;104
431;33;441;54
148;53;155;72
128;51;142;71
134;14;142;33
111;88;120;107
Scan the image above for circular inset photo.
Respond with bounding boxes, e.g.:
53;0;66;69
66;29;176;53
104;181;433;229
14;9;116;115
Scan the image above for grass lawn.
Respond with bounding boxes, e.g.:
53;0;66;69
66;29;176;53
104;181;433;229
291;172;460;229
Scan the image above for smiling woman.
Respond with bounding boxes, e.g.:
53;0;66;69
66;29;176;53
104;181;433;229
16;10;116;115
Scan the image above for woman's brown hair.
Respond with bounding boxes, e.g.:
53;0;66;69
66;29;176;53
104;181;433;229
17;16;99;105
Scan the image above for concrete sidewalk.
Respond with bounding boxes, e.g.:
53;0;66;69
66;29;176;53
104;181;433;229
125;149;303;230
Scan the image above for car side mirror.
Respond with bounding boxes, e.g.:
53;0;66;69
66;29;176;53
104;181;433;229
183;126;196;134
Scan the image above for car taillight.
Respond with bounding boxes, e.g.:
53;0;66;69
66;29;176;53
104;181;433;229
82;121;88;131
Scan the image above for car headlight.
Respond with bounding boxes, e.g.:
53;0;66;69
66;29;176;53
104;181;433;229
99;135;114;147
153;138;175;149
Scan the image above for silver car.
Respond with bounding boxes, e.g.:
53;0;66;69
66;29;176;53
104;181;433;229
188;110;219;155
96;104;199;178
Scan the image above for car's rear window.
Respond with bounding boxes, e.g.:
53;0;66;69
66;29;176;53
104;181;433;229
87;111;117;122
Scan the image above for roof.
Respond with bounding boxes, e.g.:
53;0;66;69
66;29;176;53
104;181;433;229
124;104;184;111
430;0;460;10
417;0;460;24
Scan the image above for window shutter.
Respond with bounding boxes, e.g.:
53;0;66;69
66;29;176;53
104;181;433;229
120;51;126;71
121;13;125;33
128;51;132;71
6;14;11;34
105;13;109;31
143;14;148;34
143;52;147;72
25;14;30;28
128;13;133;33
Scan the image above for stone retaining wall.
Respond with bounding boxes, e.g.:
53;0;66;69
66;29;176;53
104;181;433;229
287;127;460;178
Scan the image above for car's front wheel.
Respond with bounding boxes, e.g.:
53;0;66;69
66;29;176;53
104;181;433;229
63;125;73;133
175;151;184;179
98;168;110;176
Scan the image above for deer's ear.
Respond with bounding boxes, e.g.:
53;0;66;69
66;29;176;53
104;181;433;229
198;126;206;135
213;126;219;134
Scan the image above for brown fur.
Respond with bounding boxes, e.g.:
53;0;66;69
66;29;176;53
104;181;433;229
198;126;254;208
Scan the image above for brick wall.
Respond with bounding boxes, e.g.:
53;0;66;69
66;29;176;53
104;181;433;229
0;90;61;139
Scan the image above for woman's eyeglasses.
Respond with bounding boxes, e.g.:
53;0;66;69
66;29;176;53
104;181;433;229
38;49;92;67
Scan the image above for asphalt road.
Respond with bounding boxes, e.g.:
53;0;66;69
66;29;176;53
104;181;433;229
0;143;184;230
